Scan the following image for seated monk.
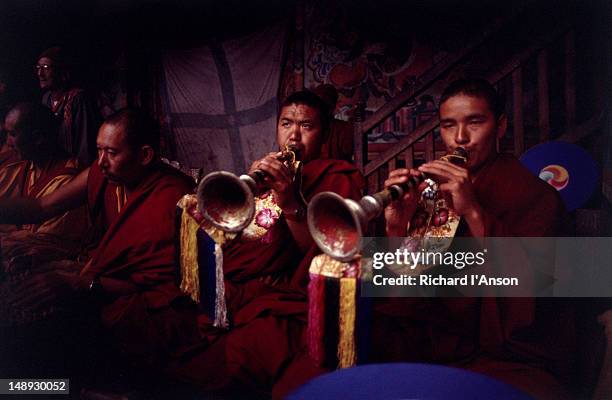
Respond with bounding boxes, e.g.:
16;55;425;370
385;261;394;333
374;78;574;399
0;102;16;166
0;128;18;169
0;103;87;265
0;108;202;379
0;147;17;170
171;90;364;398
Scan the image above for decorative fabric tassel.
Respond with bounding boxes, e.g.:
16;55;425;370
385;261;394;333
337;276;357;368
307;273;326;366
213;243;228;329
324;277;340;368
198;230;217;319
176;194;233;330
179;207;200;303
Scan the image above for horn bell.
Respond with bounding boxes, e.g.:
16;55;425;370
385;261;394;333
197;171;255;233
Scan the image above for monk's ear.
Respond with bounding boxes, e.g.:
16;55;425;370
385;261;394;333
496;114;507;140
140;145;154;166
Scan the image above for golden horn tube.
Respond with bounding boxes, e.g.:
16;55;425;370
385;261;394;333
307;147;467;261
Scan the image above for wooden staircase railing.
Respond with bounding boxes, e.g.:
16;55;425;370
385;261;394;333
356;18;583;196
352;14;512;169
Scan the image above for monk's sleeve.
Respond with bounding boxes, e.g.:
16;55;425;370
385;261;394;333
302;159;364;202
480;188;566;237
474;157;567;237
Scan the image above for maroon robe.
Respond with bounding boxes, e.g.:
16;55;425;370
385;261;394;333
0;148;18;170
321;119;354;163
170;158;364;398
222;158;364;319
0;155;85;244
370;154;575;400
79;161;201;367
43;88;101;165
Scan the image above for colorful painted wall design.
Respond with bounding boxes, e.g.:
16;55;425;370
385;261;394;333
303;1;445;121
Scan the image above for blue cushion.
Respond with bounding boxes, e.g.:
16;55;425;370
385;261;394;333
287;363;533;400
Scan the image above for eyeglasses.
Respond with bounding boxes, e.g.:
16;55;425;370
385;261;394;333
34;64;53;73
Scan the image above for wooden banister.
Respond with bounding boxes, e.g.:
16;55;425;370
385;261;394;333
363;21;574;179
364;117;438;177
356;18;513;138
538;49;550;142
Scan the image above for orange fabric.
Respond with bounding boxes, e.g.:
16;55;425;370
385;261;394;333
0;149;18;170
0;157;86;239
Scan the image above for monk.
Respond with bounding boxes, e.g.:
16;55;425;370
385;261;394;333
0;108;201;373
0;106;17;178
0;123;17;169
0;103;90;272
35;46;101;165
375;78;574;399
0;103;84;230
171;90;364;398
0;145;17;169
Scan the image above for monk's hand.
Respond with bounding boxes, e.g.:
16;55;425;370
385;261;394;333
418;160;481;217
249;152;298;211
384;168;423;236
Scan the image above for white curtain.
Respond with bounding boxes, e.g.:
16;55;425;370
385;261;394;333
162;23;286;174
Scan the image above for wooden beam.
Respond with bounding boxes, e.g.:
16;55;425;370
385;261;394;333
387;157;394;171
378;164;389;194
575;209;602;236
565;30;576;129
537;49;550;142
354;122;365;172
487;24;573;84
425;133;435;162
558;111;604;143
603;167;612;204
365;118;438;177
512;68;524;156
403;147;414;169
367;172;378;196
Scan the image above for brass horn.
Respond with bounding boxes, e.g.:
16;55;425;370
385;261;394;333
307;148;468;261
197;145;301;233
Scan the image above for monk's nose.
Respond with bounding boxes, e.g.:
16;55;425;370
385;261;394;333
455;124;469;144
98;152;108;167
288;125;301;142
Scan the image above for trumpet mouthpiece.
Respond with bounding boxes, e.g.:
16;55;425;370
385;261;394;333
441;147;468;165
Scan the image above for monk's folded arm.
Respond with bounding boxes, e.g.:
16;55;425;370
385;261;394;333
39;167;90;218
0;167;89;224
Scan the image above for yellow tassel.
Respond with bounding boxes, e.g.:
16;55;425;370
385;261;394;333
179;207;200;303
337;276;357;368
